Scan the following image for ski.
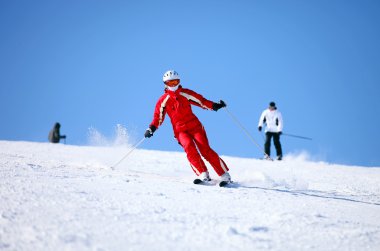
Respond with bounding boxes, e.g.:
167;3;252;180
218;180;231;187
193;178;213;185
193;178;205;184
193;179;233;187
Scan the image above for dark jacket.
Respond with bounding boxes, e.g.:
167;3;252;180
48;123;66;143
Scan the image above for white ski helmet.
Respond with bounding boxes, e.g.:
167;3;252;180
163;70;180;82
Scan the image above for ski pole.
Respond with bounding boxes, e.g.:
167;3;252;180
282;133;312;141
110;137;146;170
224;107;273;161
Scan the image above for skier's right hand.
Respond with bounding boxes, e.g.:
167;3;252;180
144;128;153;138
144;126;156;138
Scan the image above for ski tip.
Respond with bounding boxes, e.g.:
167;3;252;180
219;180;232;187
193;178;203;184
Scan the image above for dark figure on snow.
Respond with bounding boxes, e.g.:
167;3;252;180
258;102;283;160
48;122;66;143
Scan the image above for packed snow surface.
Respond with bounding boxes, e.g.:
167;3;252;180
1;140;380;251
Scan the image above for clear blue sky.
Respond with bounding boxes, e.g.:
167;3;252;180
1;0;379;167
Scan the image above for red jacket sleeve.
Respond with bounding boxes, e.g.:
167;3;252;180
180;88;214;110
149;93;170;129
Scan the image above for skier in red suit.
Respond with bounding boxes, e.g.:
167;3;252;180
144;70;231;183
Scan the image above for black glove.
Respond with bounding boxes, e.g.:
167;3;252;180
144;125;156;138
212;100;227;111
258;126;262;132
278;131;282;135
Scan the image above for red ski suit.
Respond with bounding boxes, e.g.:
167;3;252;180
149;86;229;176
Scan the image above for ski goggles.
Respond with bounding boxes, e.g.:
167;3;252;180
165;79;180;87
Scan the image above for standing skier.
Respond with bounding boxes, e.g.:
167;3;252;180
48;122;66;143
258;102;283;160
144;70;231;183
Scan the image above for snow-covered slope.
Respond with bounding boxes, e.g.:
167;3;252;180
1;140;379;251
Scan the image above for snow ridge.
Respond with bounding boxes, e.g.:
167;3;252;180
1;140;380;251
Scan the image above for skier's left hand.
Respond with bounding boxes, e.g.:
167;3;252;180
212;100;227;111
